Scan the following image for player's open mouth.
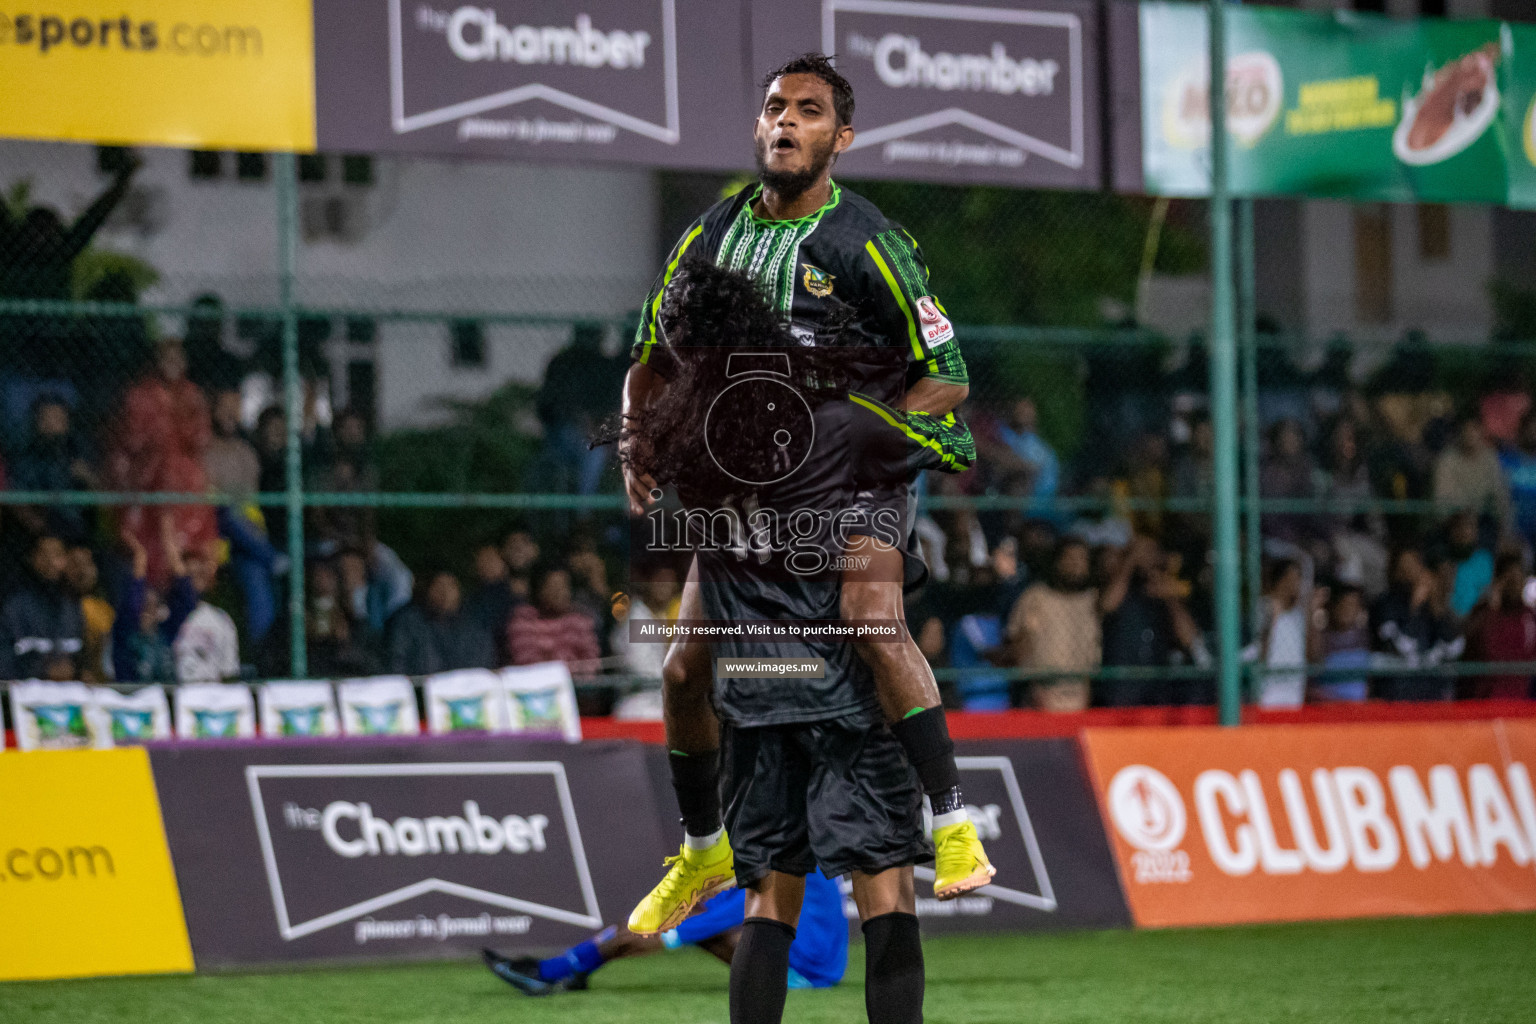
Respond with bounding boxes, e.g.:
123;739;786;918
773;137;798;152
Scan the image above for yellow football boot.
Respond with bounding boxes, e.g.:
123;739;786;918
627;833;736;935
933;818;996;900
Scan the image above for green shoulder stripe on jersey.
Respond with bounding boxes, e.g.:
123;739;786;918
864;241;925;362
874;229;928;303
638;223;705;365
847;392;974;472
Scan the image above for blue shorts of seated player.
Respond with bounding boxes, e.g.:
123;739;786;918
483;870;847;996
664;872;847;989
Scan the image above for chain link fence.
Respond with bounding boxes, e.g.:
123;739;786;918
2;138;1534;714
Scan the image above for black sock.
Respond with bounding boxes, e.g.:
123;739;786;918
862;912;924;1024
668;749;722;837
889;708;963;808
729;918;795;1024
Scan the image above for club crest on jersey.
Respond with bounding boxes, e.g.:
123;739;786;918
802;263;835;298
917;296;955;348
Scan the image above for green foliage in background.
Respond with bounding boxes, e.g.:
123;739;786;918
374;380;545;568
2;178;32;219
1493;279;1536;343
72;248;159;301
376;381;541;493
969;341;1090;454
848;182;1207;326
834;183;1200;455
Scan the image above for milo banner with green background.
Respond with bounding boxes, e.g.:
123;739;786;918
1135;2;1536;207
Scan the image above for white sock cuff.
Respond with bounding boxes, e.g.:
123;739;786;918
931;809;969;831
685;827;725;850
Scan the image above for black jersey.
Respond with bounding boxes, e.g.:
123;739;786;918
632;181;969;401
631;181;973;727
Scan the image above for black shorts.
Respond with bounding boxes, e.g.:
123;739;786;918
845;479;928;593
722;712;932;886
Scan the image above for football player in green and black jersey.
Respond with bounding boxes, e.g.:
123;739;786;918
620;54;990;1024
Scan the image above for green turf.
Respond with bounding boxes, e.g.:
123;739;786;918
5;914;1534;1024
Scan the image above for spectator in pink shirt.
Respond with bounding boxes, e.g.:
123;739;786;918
507;564;601;676
108;338;216;587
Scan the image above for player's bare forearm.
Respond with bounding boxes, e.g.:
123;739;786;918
902;377;968;416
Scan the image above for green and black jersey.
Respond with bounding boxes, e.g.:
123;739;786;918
632;182;974;726
632;181;970;396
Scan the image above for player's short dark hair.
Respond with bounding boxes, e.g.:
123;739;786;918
761;53;854;127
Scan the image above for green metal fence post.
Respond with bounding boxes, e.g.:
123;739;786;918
1208;0;1242;725
1238;199;1260;693
1234;0;1260;712
275;153;307;679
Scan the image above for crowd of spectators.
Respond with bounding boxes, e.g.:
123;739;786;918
905;355;1536;711
7;323;1536;713
2;164;1536;711
0;334;626;700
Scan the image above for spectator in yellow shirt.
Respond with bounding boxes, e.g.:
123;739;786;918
65;543;113;682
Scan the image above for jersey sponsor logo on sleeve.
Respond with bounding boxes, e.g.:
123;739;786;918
917;296;954;348
801;263;835;298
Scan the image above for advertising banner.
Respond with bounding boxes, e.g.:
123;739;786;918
502;663;583;742
259;682;342;739
1081;721;1536;928
149;737;673;967
1135;4;1534;205
6;681;171;749
755;0;1101;188
313;0;751;171
92;685;173;746
1505;23;1536;208
0;0;314;151
0;749;193;981
174;683;256;740
916;739;1132;934
337;676;421;737
423;669;513;735
8;681;96;751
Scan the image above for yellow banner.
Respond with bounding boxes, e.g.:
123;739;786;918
0;748;193;981
0;0;314;150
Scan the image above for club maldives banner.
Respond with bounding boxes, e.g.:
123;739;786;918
1132;3;1536;207
313;0;752;171
0;749;193;981
149;736;675;967
1081;720;1536;929
754;0;1101;188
